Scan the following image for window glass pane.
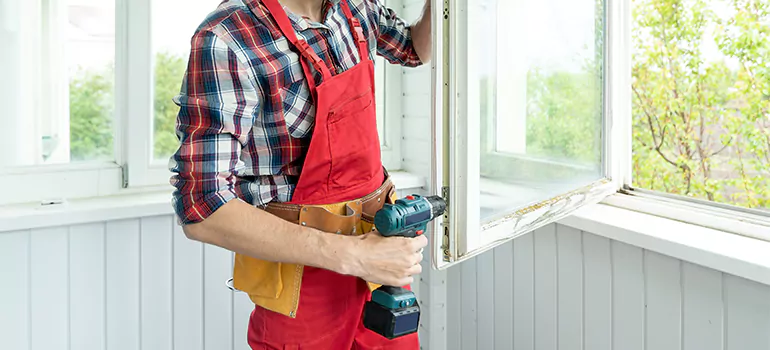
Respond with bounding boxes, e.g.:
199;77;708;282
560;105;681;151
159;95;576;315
0;0;115;168
478;0;605;222
151;0;213;161
631;0;770;210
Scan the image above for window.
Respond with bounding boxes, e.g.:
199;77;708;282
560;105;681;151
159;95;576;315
433;0;770;268
0;0;122;206
432;0;626;267
0;0;406;206
629;0;770;211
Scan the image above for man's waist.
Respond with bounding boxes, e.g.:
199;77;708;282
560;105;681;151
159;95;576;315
263;175;395;231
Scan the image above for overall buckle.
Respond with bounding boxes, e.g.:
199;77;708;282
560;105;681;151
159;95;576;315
350;18;367;43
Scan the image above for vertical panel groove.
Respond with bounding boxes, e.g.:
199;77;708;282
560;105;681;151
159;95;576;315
67;227;72;350
532;234;536;350
610;238;615;350
679;260;684;350
581;232;585;350
201;243;206;349
556;229;560;350
103;223;108;350
171;222;176;350
722;273;727;350
28;231;32;350
643;249;647;350
138;221;143;350
608;234;614;350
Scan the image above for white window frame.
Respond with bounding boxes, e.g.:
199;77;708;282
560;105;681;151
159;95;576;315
430;0;629;269
376;55;403;171
430;0;770;270
0;0;407;206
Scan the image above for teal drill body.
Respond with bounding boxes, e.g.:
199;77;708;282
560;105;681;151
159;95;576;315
363;195;447;339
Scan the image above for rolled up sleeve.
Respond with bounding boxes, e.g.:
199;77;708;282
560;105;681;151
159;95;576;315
368;0;423;67
169;30;259;225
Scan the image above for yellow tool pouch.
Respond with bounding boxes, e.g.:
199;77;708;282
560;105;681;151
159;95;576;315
231;177;396;318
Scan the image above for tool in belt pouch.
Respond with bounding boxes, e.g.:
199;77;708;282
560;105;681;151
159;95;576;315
229;177;397;318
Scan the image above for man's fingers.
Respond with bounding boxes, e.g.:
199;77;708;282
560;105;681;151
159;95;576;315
411;235;428;250
407;263;422;276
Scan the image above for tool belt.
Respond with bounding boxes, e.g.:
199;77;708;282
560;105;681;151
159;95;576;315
231;174;397;318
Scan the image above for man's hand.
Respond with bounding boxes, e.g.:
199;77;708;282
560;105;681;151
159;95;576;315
338;230;429;286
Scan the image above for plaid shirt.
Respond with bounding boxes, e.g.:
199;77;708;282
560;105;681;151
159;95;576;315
169;0;422;225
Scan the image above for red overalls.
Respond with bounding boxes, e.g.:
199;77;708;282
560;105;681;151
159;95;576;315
246;1;420;349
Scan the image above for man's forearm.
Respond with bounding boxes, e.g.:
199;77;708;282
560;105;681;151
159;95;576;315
411;0;432;62
183;199;355;274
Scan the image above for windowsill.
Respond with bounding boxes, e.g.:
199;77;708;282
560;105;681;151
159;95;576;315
559;195;770;287
0;171;427;233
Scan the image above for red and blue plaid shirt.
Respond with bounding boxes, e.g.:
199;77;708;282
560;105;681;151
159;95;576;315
169;0;422;224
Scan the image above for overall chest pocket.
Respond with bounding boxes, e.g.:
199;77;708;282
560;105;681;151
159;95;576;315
326;90;380;190
279;79;315;139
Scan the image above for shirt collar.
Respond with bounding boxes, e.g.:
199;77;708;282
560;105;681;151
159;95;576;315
246;0;339;32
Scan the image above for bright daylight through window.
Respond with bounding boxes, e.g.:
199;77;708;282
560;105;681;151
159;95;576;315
476;0;605;222
631;0;770;211
151;0;216;162
0;0;115;168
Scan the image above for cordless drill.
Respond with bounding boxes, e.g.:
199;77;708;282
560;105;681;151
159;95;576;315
363;194;447;339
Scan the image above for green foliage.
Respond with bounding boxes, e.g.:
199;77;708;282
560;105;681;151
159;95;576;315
632;0;770;208
69;52;186;161
69;65;115;161
525;69;603;165
153;51;187;159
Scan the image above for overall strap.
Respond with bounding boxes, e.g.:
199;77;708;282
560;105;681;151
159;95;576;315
261;0;333;94
338;0;370;62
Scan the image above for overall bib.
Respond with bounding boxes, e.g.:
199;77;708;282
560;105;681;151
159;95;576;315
242;0;421;348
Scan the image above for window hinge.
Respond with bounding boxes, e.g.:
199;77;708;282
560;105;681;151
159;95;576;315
121;164;129;188
441;186;452;262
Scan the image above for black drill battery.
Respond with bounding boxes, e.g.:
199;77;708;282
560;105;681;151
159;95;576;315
363;285;421;339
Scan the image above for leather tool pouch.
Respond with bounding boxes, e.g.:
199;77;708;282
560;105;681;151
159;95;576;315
231;179;397;317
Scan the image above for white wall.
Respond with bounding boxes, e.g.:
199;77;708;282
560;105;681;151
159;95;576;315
0;186;428;350
0;216;254;350
428;224;770;350
5;218;769;350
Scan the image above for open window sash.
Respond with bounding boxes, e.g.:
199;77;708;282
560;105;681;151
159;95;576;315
430;0;630;269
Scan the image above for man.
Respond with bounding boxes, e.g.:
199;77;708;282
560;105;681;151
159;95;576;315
168;0;431;348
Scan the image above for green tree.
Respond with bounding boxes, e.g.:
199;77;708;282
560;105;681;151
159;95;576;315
69;52;186;161
69;65;115;161
632;0;770;208
153;51;187;159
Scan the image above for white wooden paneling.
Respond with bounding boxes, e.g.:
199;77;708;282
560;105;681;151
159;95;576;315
30;227;69;350
476;251;495;350
204;244;235;350
140;216;174;350
682;262;723;350
534;226;558;350
645;251;682;350
232;292;254;350
583;233;612;350
70;223;107;350
8;217;770;350
172;222;204;350
610;241;645;350
446;262;462;350
0;231;31;350
106;220;141;350
460;257;478;350
492;242;514;350
557;225;583;350
513;232;535;350
724;275;770;350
